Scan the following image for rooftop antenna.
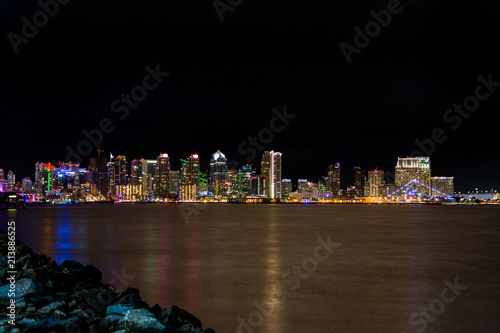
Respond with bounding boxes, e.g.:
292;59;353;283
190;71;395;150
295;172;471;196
97;146;104;158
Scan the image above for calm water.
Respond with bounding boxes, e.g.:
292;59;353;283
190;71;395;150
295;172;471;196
2;204;500;332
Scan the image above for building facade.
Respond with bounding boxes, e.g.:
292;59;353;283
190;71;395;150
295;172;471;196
395;157;431;196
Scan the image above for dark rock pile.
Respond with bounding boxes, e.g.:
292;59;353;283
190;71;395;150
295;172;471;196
0;231;216;333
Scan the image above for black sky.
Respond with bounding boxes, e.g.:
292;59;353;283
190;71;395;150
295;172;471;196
1;0;499;191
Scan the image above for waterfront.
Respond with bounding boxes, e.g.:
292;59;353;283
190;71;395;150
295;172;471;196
2;204;500;332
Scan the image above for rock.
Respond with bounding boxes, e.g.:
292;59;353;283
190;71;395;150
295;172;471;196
106;304;134;316
82;264;102;283
14;297;27;310
61;260;84;271
0;328;21;333
159;305;203;330
23;316;79;333
0;254;7;267
26;306;37;315
37;300;65;315
113;288;146;308
68;309;90;320
22;260;34;270
0;278;36;300
16;317;36;329
98;314;122;330
204;329;216;333
18;268;37;280
26;295;54;308
117;308;166;331
53;309;67;319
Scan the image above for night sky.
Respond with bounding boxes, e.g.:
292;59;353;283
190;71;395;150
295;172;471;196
1;0;499;191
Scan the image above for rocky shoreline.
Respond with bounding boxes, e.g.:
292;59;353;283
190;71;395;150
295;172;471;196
0;230;216;333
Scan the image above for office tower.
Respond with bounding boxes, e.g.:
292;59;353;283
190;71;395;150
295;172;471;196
34;162;45;196
114;155;128;186
237;164;255;197
431;177;454;196
22;177;33;192
141;159;156;195
261;150;282;199
282;179;293;198
90;151;109;198
199;171;209;195
209;150;228;197
395;157;431;196
107;154;116;198
367;169;386;197
327;163;341;196
298;179;308;193
180;154;200;195
53;162;83;189
169;171;180;196
226;169;238;198
178;184;197;201
6;170;15;191
130;159;142;186
354;167;365;197
155;153;170;198
250;175;265;197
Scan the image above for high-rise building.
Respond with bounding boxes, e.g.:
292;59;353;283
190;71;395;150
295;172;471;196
261;150;282;199
298;179;309;193
6;170;15;192
0;169;4;192
282;179;293;198
249;175;265;197
114;155;128;186
169;171;180;196
395;157;431;196
237;165;255;197
141;159;156;195
22;177;33;193
180;154;200;196
354;167;365;197
130;159;142;186
431;177;454;196
367;169;386;197
53;162;84;190
90;152;108;199
155;153;170;198
209;150;228;197
327;163;341;196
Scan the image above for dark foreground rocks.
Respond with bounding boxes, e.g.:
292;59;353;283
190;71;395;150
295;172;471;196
0;230;215;333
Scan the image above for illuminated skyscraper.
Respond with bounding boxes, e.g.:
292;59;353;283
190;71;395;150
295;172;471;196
130;159;142;186
22;177;33;192
282;179;293;198
354;167;365;197
155;153;170;198
209;150;228;197
6;170;15;192
114;155;128;186
395;157;431;196
180;154;200;196
431;177;454;196
141;159;156;195
90;151;108;198
367;169;385;197
261;150;282;199
327;163;341;196
169;171;179;196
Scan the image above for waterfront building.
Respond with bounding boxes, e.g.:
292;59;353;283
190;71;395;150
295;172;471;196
22;177;33;192
90;152;109;199
282;179;293;198
209;150;228;197
237;164;255;197
178;184;197;201
395;157;431;196
114;155;128;186
155;153;170;198
298;179;309;193
141;159;156;195
261;151;282;199
367;169;386;197
327;163;341;196
431;176;454;196
354;167;365;197
169;170;180;196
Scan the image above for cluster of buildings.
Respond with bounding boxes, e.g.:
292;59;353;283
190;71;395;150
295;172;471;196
0;151;471;203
